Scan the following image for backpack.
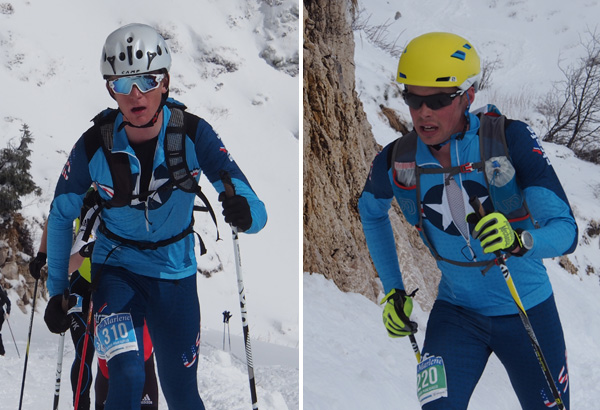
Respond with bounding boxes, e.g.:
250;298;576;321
390;105;535;272
81;101;218;254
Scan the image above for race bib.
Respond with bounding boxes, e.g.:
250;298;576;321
417;355;448;406
94;312;138;361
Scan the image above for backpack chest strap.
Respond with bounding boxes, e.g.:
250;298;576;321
417;161;484;178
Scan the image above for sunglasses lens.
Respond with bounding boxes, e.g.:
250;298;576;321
427;95;452;110
403;93;423;110
110;74;163;95
403;92;456;110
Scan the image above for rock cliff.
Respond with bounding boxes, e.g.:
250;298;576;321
303;0;440;308
0;214;46;314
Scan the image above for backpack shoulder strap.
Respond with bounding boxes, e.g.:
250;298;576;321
477;112;535;226
100;125;132;208
164;108;199;194
478;112;510;160
391;130;419;163
83;108;132;208
390;130;419;187
164;107;220;240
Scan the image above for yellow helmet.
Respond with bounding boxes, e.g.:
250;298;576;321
396;32;481;92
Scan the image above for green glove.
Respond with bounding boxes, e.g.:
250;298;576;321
469;212;523;254
380;289;417;338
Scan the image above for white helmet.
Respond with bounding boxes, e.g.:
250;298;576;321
100;23;171;78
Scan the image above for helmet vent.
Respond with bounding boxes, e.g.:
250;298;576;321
451;51;466;60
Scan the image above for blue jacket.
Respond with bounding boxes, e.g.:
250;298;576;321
358;113;577;316
47;101;267;297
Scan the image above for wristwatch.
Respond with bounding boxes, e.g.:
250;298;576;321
520;230;534;251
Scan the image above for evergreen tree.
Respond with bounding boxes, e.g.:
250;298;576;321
0;124;41;216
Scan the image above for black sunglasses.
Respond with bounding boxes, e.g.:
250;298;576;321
402;90;465;110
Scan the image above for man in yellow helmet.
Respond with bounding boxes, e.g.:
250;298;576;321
359;32;576;409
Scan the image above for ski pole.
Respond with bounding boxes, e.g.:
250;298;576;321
392;288;421;363
18;278;39;410
221;171;259;410
74;297;94;410
53;332;66;410
223;310;232;351
405;289;421;363
469;196;566;410
222;311;226;349
408;334;421;363
6;316;20;358
227;323;232;352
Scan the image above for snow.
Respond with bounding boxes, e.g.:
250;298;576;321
304;0;600;409
3;0;600;408
0;0;298;409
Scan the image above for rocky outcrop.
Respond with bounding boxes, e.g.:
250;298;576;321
303;0;380;300
303;0;440;308
0;214;46;314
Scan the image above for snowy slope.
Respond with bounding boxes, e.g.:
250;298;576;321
305;0;600;409
0;0;299;408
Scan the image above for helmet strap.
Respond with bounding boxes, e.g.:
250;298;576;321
430;139;450;151
429;113;470;151
465;91;472;119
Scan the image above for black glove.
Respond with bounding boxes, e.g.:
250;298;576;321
29;252;47;280
44;293;70;334
218;192;252;232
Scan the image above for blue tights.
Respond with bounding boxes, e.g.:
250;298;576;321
92;265;205;410
420;295;569;410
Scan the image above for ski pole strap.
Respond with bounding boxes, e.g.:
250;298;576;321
468;197;511;263
220;170;236;198
193;187;220;242
392;290;418;334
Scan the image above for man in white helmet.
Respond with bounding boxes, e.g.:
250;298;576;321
44;23;267;410
359;32;576;409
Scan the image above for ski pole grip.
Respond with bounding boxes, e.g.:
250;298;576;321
469;196;485;222
470;196;505;260
61;289;70;312
220;170;236;198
